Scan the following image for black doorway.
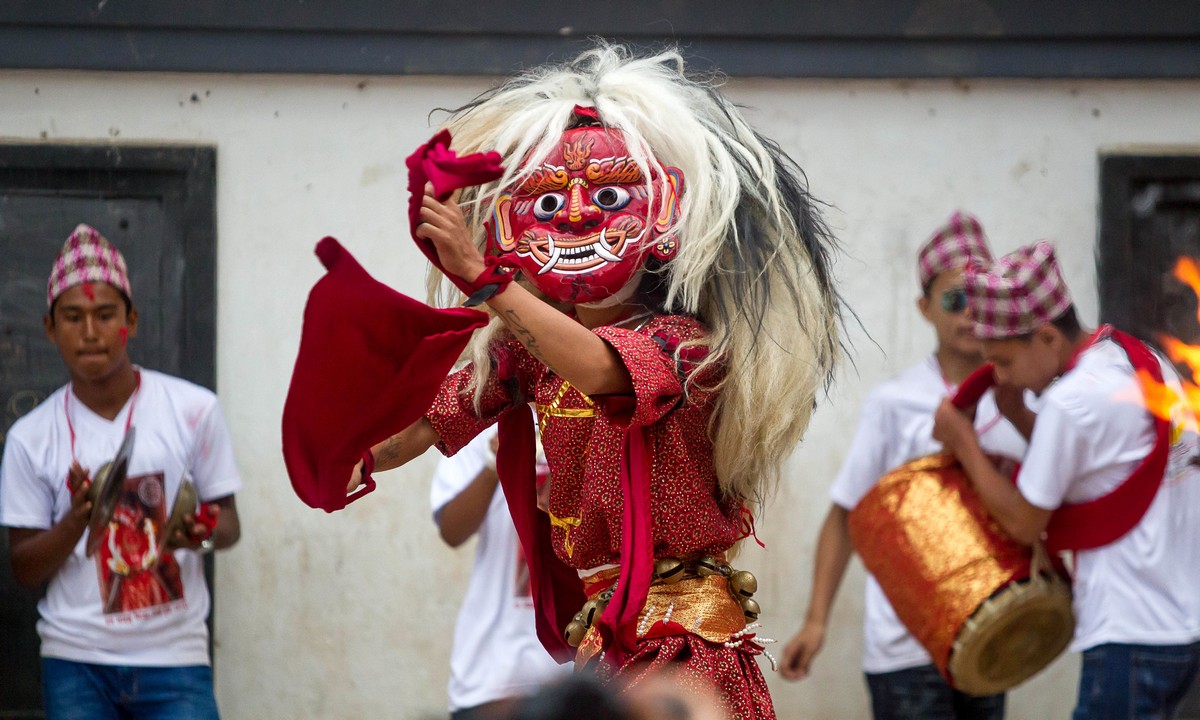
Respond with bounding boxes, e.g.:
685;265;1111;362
0;143;216;718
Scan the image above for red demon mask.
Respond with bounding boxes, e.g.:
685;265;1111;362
486;124;683;305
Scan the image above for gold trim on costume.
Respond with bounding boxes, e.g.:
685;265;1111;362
536;380;596;433
548;511;582;558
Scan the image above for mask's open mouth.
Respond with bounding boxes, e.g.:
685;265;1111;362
523;219;643;274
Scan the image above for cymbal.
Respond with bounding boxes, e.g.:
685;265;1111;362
160;478;198;555
85;427;136;558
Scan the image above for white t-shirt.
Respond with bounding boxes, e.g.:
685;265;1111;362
830;356;1028;674
1017;339;1200;652
0;369;242;667
430;427;568;712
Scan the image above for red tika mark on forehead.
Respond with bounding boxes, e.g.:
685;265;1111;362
561;135;595;172
81;282;95;301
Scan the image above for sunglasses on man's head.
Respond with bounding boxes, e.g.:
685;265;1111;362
941;287;969;313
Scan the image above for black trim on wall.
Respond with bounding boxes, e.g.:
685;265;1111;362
3;1;1200;78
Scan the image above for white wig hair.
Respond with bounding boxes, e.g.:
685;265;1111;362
428;41;843;507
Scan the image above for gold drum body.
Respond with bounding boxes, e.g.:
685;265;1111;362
848;452;1074;696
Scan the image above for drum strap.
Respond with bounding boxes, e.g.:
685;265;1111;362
1043;325;1171;554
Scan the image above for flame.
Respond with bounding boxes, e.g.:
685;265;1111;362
1131;368;1195;434
1177;256;1200;325
1139;257;1200;433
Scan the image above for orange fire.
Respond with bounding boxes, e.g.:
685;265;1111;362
1135;257;1200;432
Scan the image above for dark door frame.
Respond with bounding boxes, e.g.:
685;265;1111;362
1098;152;1200;344
0;142;218;718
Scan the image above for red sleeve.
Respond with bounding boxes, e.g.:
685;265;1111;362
591;316;711;428
425;336;538;455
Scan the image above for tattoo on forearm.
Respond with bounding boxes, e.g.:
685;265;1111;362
503;309;561;374
375;434;404;467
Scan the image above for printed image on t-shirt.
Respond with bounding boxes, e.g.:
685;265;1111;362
94;472;185;616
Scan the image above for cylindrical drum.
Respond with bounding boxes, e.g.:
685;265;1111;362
848;452;1073;695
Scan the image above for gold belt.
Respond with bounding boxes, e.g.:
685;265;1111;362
573;561;757;666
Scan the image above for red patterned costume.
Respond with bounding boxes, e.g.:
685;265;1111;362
428;316;776;718
429;317;740;567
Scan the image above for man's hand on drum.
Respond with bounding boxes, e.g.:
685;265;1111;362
932;397;981;462
417;183;486;284
779;621;825;680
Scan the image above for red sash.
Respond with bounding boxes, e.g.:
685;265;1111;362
952;326;1171;553
1042;325;1171;553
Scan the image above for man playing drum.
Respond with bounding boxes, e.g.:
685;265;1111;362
780;212;1026;719
933;241;1200;720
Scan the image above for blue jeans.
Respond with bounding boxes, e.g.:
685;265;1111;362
1074;642;1200;720
42;658;220;720
866;664;1005;720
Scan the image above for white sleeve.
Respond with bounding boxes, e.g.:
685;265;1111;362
0;435;55;530
190;399;243;502
429;426;493;523
829;391;895;510
1016;397;1089;511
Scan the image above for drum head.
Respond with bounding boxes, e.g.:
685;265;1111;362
948;575;1075;696
84;428;136;557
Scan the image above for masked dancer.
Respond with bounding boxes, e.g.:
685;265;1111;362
305;43;843;719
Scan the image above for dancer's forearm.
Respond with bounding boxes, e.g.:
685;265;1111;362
487;284;633;396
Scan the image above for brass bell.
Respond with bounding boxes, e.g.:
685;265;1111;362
695;557;721;577
654;557;686;584
740;597;761;622
729;570;758;598
564;619;587;647
580;598;602;626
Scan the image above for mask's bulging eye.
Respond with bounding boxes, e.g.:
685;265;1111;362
534;193;566;220
592;186;631;211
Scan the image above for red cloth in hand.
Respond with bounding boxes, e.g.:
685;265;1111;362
405;130;513;303
952;363;996;409
282;237;489;512
194;503;218;539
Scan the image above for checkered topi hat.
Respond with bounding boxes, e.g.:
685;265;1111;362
47;224;132;307
962;240;1073;339
917;211;993;289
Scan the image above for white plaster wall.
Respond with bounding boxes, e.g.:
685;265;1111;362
3;70;1198;720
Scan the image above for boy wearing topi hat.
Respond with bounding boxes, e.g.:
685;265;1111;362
933;241;1200;719
781;212;1026;719
0;224;242;719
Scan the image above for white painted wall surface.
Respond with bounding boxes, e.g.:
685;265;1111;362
3;70;1199;720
